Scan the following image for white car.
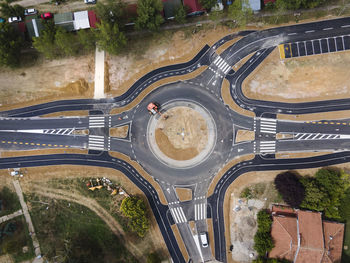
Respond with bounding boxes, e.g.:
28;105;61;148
200;232;208;248
84;0;96;4
24;8;38;16
8;16;22;23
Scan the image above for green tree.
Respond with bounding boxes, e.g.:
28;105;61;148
240;187;252;199
0;23;24;67
94;21;126;55
94;0;127;27
32;21;59;59
77;29;96;51
55;27;78;56
253;231;274;255
228;0;253;28
257;210;272;233
0;3;24;18
135;0;164;31
120;196;150;237
174;4;187;24
147;252;161;263
199;0;216;10
274;0;288;24
299;176;326;211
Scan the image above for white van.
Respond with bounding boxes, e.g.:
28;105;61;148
200;232;208;248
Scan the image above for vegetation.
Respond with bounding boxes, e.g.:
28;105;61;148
199;0;216;10
55;27;79;56
274;171;305;207
228;0;253;28
120;196;150;237
77;29;96;51
174;4;187;24
0;2;24;18
253;210;274;256
340;188;350;262
136;0;164;31
94;0;127;28
28;194;137;263
32;21;59;59
0;186;21;217
0;217;35;263
94;21;127;55
0;23;24;68
240;187;253;199
253;257;291;263
147;252;162;263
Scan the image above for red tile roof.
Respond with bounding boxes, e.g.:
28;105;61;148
88;10;99;28
264;0;275;4
269;206;344;263
183;0;204;14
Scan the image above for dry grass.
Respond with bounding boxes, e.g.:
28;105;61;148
175;188;192;202
110;126;129;138
235;130;255;143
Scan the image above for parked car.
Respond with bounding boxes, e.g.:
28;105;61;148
84;0;96;3
8;16;22;23
41;12;53;19
0;17;5;23
200;232;208;248
24;8;38;16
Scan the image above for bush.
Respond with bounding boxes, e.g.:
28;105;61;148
254;210;274;256
257;210;272;233
240;187;252;199
274;171;305;207
147;252;161;263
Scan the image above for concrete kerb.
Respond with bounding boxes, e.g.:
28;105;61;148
146;99;217;169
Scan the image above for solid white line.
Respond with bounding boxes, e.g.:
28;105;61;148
305;30;315;33
288;33;297;35
260;118;276;122
89;125;105;128
260;123;276;128
195;204;197;220
89;116;105;119
203;203;206;219
88;146;105;150
339;135;350;139
342;25;350;28
89;135;104;138
260;130;276;134
261;149;275;153
170;209;179;224
89;138;104;142
323;27;333;30
260;141;275;144
89;120;105;123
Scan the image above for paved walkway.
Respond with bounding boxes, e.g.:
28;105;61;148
94;47;105;99
12;180;43;263
0;209;23;224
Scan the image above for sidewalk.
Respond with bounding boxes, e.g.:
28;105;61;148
94;47;105;99
0;209;23;224
12;180;43;263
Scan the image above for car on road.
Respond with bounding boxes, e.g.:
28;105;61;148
84;0;96;4
41;12;53;19
200;232;208;247
8;16;22;23
24;8;38;16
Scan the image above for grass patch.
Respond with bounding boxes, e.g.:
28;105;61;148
0;216;35;263
239;182;282;205
0;187;21;217
27;193;138;263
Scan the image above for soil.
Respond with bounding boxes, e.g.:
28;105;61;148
235;130;255;143
155;107;208;161
243;49;350;103
171;225;189;263
0;55;94;111
175;187;192;202
110;126;129;138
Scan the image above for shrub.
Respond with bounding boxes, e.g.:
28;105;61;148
274;171;305;207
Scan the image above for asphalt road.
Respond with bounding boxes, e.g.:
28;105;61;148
3;17;350;263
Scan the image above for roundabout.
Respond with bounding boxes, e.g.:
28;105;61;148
147;100;217;169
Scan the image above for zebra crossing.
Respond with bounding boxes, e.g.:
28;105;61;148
213;55;232;74
259;141;276;153
259;118;277;134
170;206;187;224
88;135;105;151
89;116;105;128
194;203;206;221
43;129;74;135
295;133;340;140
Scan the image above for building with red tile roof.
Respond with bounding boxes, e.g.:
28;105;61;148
269;205;344;263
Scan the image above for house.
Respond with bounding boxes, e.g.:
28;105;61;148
183;0;204;16
269;205;344;263
73;11;90;30
264;0;275;4
54;12;74;31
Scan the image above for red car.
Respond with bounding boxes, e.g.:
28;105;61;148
41;12;53;19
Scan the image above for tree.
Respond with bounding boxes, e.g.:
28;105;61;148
253;231;274;255
228;0;253;28
135;0;164;31
120;196;150;237
256;210;272;233
94;21;126;55
199;0;216;10
32;21;59;59
55;27;78;56
174;4;187;24
0;22;24;67
94;0;127;27
77;29;96;51
0;3;25;18
147;252;161;263
274;171;305;207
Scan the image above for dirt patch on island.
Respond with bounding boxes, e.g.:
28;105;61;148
235;130;255;143
243;49;350;103
110;126;129;138
155;107;208;161
175;187;192;202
